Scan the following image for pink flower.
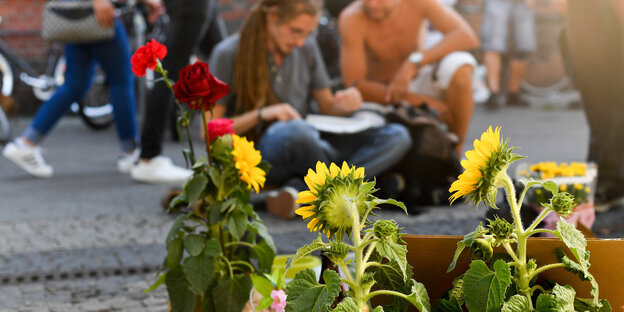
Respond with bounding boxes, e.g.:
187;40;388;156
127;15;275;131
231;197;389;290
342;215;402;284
206;118;234;142
270;289;287;312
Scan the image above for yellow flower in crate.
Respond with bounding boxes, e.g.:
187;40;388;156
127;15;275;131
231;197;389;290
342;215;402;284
231;134;266;193
449;126;523;207
295;161;372;240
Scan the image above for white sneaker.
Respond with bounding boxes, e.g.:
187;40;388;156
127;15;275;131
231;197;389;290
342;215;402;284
2;141;53;178
117;149;140;174
130;156;192;184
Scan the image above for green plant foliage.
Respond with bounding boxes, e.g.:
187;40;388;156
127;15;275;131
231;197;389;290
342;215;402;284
285;269;341;312
463;260;512;312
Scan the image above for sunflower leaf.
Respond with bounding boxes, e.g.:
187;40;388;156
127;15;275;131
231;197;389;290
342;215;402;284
502;295;531;312
375;235;408;281
374;198;407;214
542;181;559;195
185;172;208;205
574;298;612;312
165;265;197;312
448;225;487;272
285;269;341;312
212;274;252;312
226;207;248;241
286;235;326;271
405;281;431;312
333;297;358;312
432;296;463;312
247;220;276;252
183;234;206;257
463;260;511;312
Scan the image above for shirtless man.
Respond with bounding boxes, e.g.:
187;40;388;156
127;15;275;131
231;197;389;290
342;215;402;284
339;0;479;152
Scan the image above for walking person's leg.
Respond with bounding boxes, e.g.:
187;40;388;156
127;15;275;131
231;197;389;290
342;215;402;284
91;20;140;173
2;44;96;177
132;0;211;184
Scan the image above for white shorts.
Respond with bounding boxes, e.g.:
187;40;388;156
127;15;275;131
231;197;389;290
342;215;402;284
409;51;477;99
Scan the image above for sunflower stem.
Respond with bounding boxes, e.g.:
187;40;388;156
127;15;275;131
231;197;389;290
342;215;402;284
502;173;533;309
526;207;553;233
348;201;366;312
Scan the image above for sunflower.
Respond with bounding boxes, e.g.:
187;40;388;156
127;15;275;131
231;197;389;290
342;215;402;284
449;126;522;208
231;134;266;193
295;161;372;240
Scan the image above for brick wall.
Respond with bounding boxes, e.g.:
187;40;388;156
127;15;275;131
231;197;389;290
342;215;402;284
0;0;256;114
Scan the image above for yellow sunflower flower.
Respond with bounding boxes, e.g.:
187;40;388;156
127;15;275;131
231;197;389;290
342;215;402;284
295;161;372;240
449;126;522;207
231;134;266;193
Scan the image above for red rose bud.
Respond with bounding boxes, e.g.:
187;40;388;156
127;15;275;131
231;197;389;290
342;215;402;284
130;39;167;77
206;118;235;142
172;62;229;111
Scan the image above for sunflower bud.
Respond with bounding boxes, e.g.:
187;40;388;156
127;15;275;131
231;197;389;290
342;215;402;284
325;242;349;264
550;192;575;217
487;216;513;241
373;220;399;241
472;237;493;261
361;272;376;292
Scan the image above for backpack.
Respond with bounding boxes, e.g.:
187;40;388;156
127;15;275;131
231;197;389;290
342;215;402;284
384;103;463;207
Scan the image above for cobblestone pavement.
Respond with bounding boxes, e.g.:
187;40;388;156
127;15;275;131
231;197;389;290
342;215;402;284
1;105;623;310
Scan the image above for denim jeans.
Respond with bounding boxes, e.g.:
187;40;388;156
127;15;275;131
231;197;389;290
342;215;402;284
24;20;138;151
257;119;412;187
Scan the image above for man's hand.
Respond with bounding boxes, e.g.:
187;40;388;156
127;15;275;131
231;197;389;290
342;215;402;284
93;0;115;28
334;87;362;114
384;60;418;104
260;103;302;122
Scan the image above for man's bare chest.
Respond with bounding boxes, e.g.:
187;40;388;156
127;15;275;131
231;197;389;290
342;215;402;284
364;22;421;63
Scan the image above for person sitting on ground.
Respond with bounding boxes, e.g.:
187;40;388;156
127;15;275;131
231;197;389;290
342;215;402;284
207;0;412;218
339;0;479;154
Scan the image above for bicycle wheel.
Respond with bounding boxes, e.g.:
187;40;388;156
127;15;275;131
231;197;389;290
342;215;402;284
79;67;114;130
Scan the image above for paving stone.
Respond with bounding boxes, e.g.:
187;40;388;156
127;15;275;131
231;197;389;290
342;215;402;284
0;286;22;308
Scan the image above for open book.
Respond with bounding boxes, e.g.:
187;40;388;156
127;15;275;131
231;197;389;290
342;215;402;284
305;102;388;134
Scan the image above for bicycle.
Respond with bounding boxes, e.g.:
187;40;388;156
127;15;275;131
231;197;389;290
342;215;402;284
0;17;116;143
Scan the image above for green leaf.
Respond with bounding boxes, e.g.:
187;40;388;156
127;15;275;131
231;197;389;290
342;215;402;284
251;240;276;273
166;234;184;269
258;161;272;174
144;272;167;293
375;236;408;281
286;235;326;271
372;306;384;312
463;260;512;312
183;234;206;257
536;293;565;312
256;297;274;311
251;275;275;297
226;207;248;241
552;284;575;311
369;259;414;312
448;225;487;272
405;281;431;312
432;297;463;312
165;265;196;312
212;274;253;312
182;249;216;295
333;297;358;312
185;172;208;205
248;220;276;252
574;298;613;312
169;192;188;210
374;198;407;214
285;269;341;312
167;213;190;244
542;180;559;195
501;295;531;312
556;219;600;306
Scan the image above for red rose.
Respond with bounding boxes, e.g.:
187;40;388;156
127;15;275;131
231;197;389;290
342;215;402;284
206;118;235;142
130;39;167;77
173;62;229;111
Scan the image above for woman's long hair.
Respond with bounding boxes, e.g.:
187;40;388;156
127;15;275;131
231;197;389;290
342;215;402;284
233;0;323;114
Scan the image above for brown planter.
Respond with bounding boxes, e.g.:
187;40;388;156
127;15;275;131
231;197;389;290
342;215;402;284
403;235;624;310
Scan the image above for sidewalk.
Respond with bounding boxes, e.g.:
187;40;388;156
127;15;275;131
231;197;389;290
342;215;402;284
0;104;622;311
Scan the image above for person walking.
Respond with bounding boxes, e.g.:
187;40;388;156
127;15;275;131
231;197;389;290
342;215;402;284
130;0;227;184
3;0;141;177
481;0;537;108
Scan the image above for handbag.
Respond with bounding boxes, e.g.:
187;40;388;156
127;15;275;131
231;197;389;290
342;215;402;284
41;0;115;43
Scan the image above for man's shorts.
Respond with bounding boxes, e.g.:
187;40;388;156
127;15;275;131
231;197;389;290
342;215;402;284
409;51;477;99
481;0;537;53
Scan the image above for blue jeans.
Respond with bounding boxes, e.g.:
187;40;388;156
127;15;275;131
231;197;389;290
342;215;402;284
24;20;138;151
257;119;412;186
